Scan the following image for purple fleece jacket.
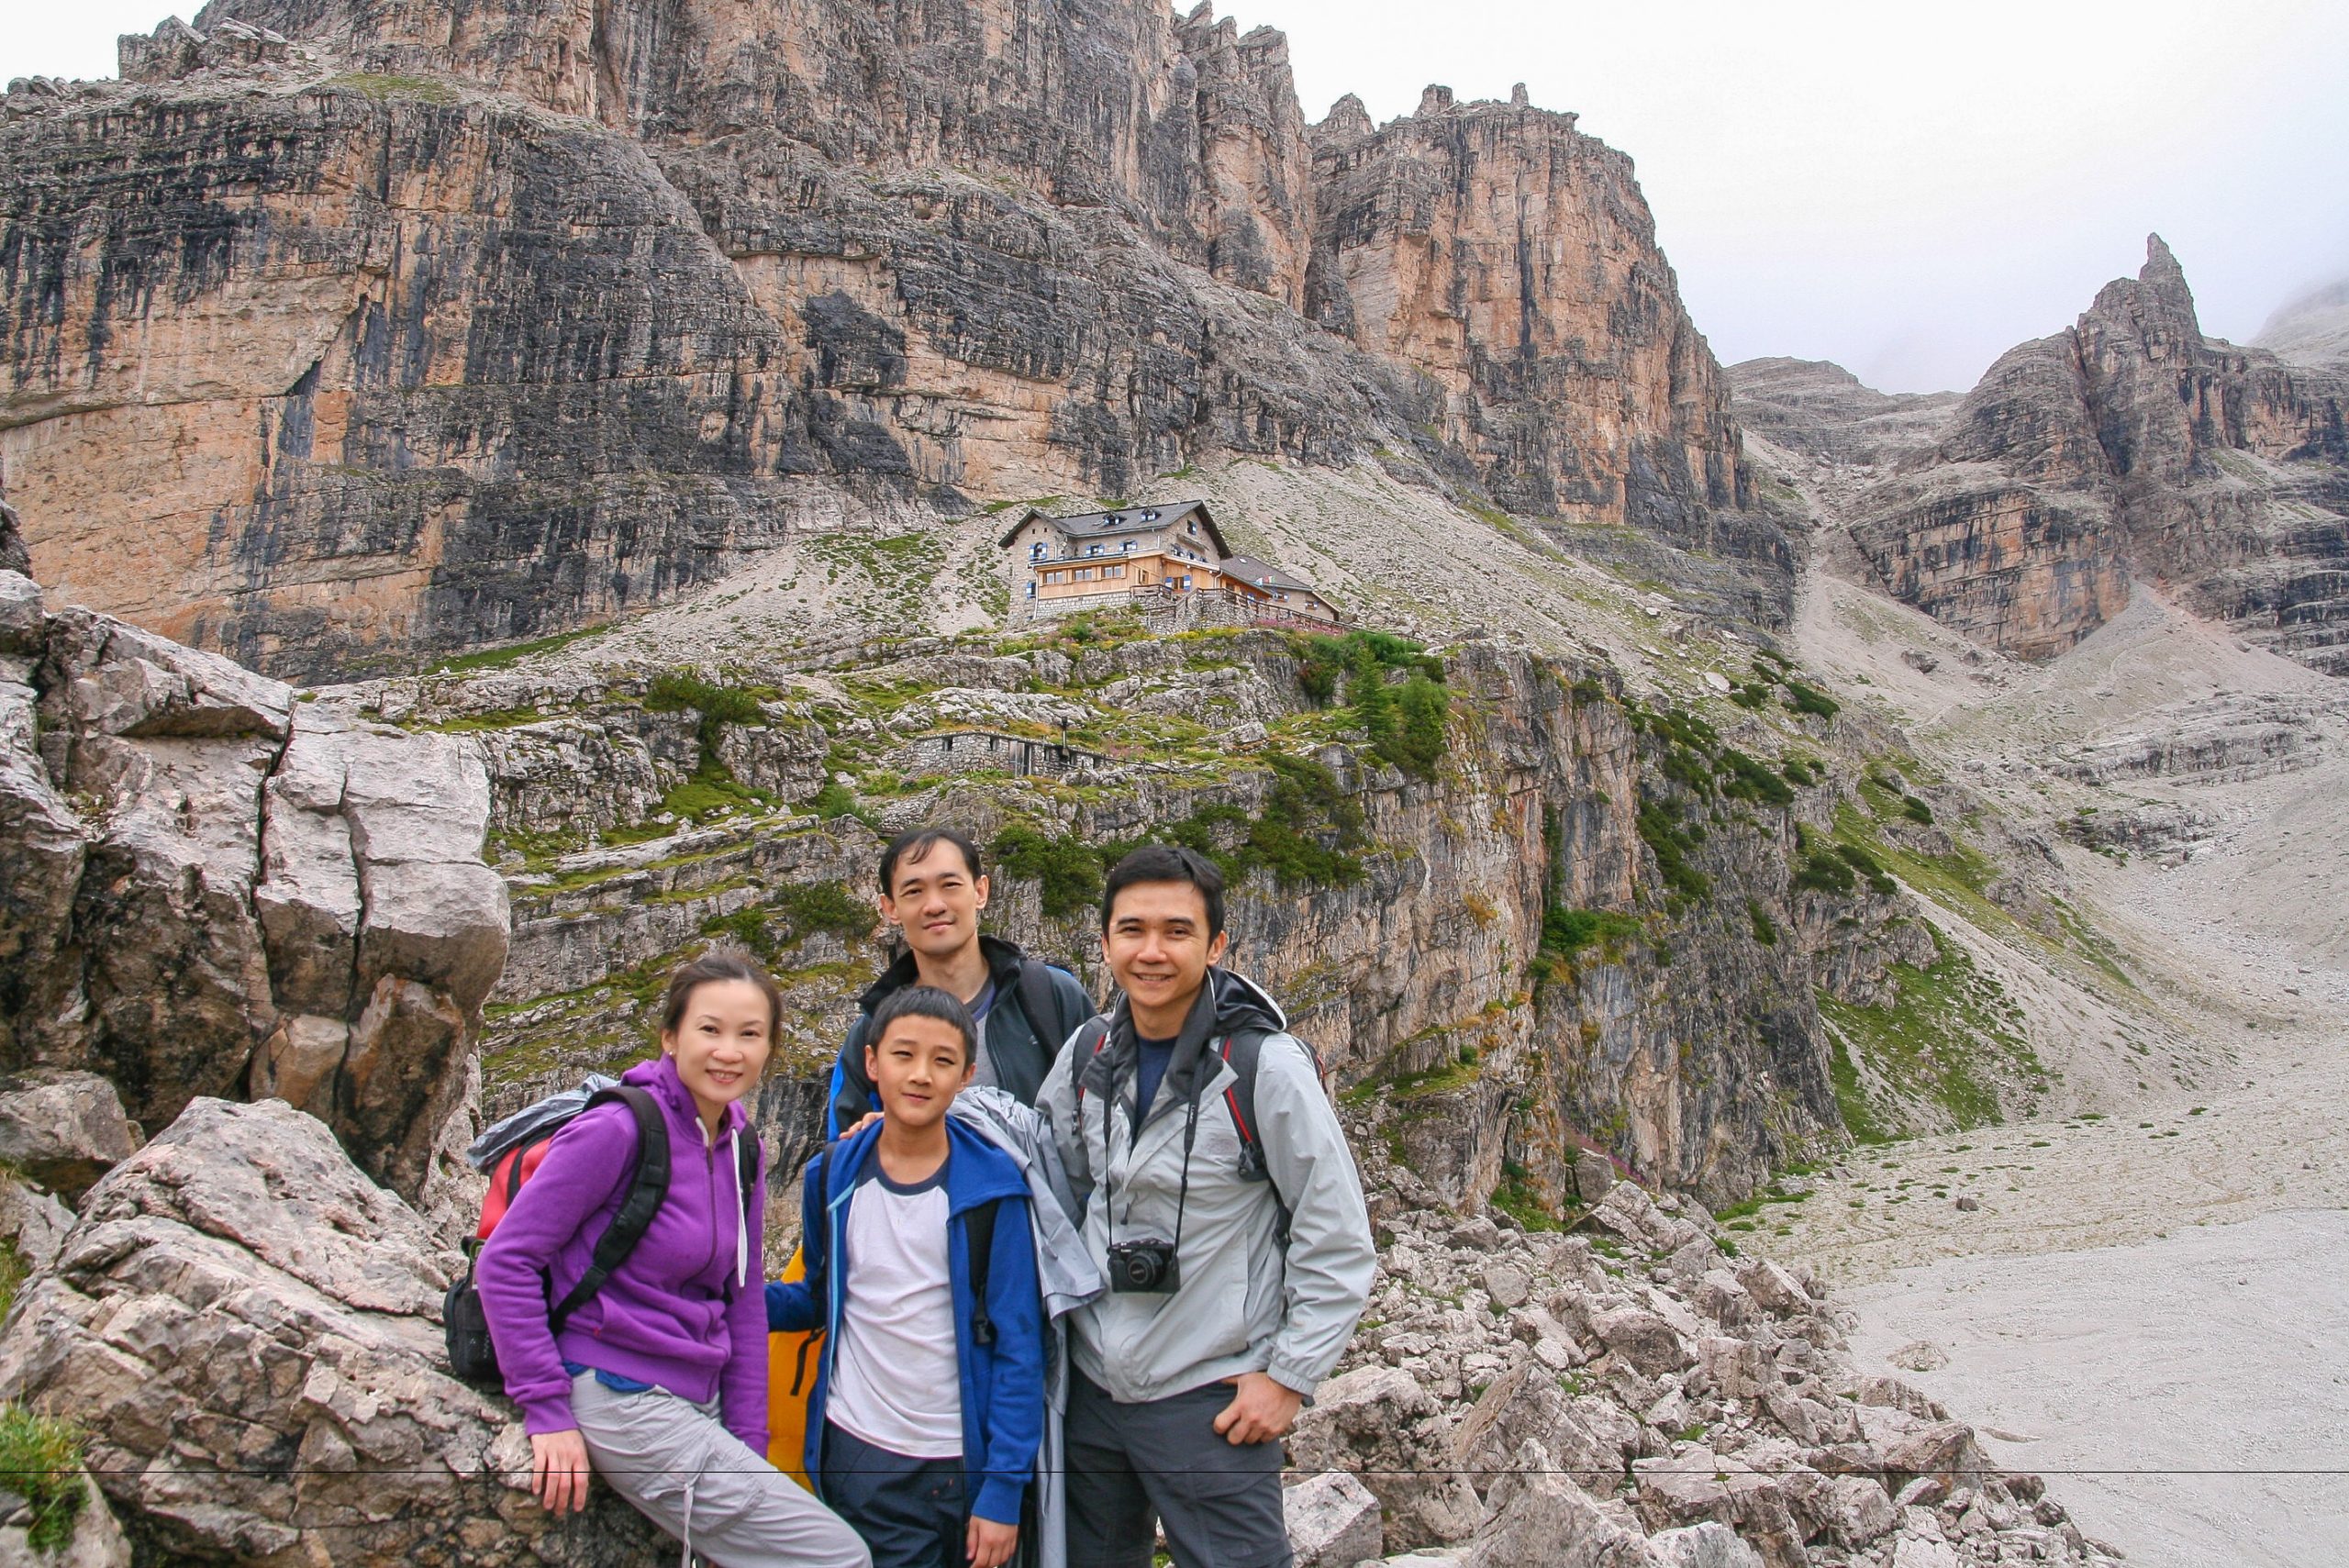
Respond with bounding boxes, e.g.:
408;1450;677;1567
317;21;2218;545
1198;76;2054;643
474;1055;770;1451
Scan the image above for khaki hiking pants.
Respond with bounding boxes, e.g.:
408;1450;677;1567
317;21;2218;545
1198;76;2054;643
571;1371;871;1568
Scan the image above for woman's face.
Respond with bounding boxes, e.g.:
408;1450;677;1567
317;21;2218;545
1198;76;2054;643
662;978;774;1122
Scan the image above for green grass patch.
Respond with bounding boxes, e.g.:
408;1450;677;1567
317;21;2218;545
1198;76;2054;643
428;624;601;675
1815;933;2038;1137
0;1232;23;1321
0;1405;86;1552
1492;1173;1564;1232
329;72;461;105
424;706;547;732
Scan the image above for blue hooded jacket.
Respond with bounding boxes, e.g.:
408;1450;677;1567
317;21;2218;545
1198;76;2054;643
766;1118;1045;1526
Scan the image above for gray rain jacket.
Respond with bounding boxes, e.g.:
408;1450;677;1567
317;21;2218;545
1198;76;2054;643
1035;968;1375;1404
949;1085;1106;1568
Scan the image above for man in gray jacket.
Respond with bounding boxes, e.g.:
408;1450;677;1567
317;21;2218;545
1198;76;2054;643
1036;846;1375;1568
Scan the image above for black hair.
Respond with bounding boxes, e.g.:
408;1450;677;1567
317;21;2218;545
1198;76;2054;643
865;984;978;1066
878;827;984;895
1099;844;1226;940
661;949;784;1038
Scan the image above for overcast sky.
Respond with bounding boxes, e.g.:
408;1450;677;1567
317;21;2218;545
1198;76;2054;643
10;0;2346;393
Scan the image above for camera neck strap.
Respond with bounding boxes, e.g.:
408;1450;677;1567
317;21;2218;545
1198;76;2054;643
1101;1037;1219;1262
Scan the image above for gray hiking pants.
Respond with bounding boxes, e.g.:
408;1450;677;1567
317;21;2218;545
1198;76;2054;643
571;1371;871;1568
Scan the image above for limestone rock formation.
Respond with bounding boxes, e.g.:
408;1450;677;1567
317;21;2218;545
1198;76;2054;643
0;565;507;1199
1310;91;1757;554
1814;238;2349;669
0;1096;668;1565
0;2;1774;678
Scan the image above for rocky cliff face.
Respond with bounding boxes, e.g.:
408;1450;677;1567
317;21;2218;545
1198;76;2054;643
0;1;1771;679
0;556;505;1204
1310;88;1761;562
1819;239;2349;669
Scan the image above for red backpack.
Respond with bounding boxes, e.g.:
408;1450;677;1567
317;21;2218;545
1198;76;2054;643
442;1084;757;1384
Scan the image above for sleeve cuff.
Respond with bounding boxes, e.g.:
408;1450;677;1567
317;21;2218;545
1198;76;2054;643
973;1476;1027;1525
518;1394;579;1437
1265;1359;1321;1399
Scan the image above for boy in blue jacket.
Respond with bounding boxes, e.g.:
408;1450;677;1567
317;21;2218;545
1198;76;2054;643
769;985;1046;1568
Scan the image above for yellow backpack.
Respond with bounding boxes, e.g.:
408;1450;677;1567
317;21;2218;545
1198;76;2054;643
765;1241;825;1489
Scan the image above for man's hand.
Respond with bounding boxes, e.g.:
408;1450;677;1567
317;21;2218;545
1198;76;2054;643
966;1515;1019;1568
1212;1372;1303;1445
529;1429;593;1516
840;1111;882;1139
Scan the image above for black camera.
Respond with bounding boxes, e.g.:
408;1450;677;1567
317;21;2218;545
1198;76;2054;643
1106;1238;1180;1294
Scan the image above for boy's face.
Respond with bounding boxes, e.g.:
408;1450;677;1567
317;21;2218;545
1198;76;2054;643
879;842;989;963
864;1014;975;1130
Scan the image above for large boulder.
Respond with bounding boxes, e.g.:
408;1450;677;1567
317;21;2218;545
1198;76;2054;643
1461;1444;1654;1568
0;1069;141;1197
0;576;507;1203
0;1098;667;1565
1290;1363;1483;1550
1285;1471;1384;1568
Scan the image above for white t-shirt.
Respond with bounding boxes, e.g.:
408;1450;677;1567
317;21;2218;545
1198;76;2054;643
827;1151;963;1459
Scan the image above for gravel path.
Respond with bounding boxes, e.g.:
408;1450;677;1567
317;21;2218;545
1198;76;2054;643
1840;1210;2349;1568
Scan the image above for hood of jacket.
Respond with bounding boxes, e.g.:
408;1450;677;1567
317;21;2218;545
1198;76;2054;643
1083;966;1286;1126
622;1051;750;1143
821;1114;1034;1216
855;932;1034;1015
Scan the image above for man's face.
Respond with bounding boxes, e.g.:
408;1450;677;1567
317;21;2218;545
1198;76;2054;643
864;1015;974;1130
879;842;989;961
1101;880;1228;1020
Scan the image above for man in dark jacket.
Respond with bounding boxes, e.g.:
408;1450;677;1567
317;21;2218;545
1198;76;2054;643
828;827;1095;1134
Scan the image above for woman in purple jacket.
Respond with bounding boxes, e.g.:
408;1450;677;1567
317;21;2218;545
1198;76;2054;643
476;951;869;1568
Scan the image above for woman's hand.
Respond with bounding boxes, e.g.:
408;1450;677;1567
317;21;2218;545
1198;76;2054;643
841;1111;883;1139
530;1429;593;1516
966;1516;1019;1568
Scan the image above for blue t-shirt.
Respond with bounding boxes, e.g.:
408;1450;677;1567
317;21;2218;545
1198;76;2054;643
1133;1034;1177;1123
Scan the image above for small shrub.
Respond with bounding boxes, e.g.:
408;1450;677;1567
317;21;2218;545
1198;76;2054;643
1748;899;1780;946
1902;794;1934;824
992;826;1105;919
1718;748;1795;807
809;781;877;828
1636;802;1710;900
1782;679;1841;719
778;880;879;942
1793;847;1856;896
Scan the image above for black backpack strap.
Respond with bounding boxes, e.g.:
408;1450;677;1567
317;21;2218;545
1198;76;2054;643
963;1198;1002;1347
547;1086;668;1335
1067;1017;1113;1108
1218;1032;1309;1247
1015;961;1065;1059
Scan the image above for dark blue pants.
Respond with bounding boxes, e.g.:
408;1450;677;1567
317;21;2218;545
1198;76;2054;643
822;1420;968;1568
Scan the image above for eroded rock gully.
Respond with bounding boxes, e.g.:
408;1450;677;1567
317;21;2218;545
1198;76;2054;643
0;0;1776;678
